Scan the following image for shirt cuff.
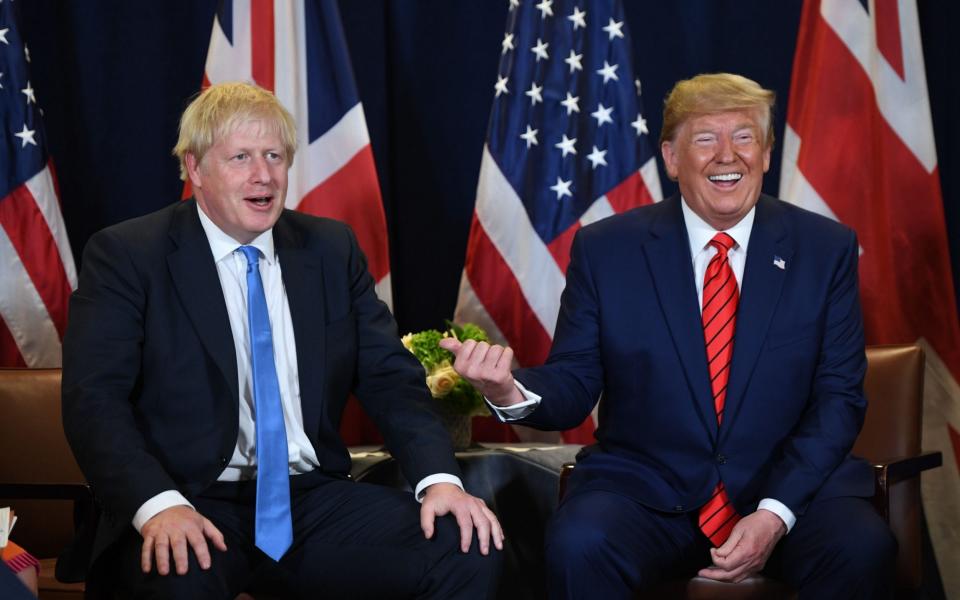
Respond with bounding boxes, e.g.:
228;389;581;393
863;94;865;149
132;490;194;533
486;380;542;422
415;474;464;501
757;498;796;534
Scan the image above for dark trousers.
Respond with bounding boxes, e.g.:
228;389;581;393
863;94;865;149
115;471;501;599
545;491;896;600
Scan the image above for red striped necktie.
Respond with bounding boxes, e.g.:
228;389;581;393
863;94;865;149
698;232;741;547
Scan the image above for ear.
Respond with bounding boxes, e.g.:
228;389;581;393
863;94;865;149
185;153;203;189
661;141;679;181
762;144;772;173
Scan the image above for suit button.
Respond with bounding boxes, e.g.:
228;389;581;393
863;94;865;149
716;454;727;465
219;456;228;465
674;505;684;512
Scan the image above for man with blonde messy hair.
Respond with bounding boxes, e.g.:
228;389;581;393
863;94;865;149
63;82;502;599
445;73;895;598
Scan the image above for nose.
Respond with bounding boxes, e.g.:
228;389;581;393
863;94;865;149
715;136;735;163
250;155;272;185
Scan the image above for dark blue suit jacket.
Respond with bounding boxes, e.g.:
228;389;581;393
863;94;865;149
515;194;874;518
61;199;458;563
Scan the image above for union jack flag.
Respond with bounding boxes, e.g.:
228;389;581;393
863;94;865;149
780;0;960;590
196;0;391;307
0;1;76;367
454;0;661;443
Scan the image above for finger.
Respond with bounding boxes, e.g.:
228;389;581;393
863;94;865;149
470;503;491;555
454;508;474;553
186;527;212;571
438;338;462;353
482;345;504;370
171;534;191;576
483;506;505;550
713;527;742;560
154;537;171;576
495;346;514;371
140;536;155;573
203;519;228;552
698;565;737;582
469;342;491;372
420;504;436;539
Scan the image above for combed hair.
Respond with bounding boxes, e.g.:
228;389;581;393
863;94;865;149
660;73;776;148
173;81;297;180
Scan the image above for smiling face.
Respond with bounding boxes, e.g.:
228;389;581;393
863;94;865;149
186;119;289;244
661;109;771;230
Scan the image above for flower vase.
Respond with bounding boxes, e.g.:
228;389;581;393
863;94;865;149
434;402;473;451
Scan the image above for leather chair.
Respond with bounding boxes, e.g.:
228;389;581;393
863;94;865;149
0;368;91;599
558;343;942;598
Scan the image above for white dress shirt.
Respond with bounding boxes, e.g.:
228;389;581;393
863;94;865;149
132;206;461;531
489;198;796;533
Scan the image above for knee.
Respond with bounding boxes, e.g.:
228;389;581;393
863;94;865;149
824;519;898;579
545;511;614;570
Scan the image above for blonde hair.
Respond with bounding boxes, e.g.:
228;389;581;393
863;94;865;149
660;73;775;148
173;81;297;180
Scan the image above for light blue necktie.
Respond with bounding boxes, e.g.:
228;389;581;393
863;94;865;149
238;245;293;561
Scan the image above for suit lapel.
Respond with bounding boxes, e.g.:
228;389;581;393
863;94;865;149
642;197;718;442
166;200;239;402
721;196;792;444
273;215;326;440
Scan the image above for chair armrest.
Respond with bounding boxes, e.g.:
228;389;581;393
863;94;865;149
558;462;575;501
872;451;942;487
870;451;942;522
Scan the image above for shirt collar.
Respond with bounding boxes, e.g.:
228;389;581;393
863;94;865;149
680;197;756;257
196;203;277;265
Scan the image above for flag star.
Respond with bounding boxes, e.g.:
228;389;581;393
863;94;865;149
509;0;520;9
14;124;37;148
520;125;539;148
603;18;625;40
597;60;619;83
501;32;515;54
587;146;608;169
635;78;642;95
21;81;36;104
525;82;543;105
530;38;549;62
550;177;573;200
568;6;586;29
494;75;509;97
555;134;577;157
0;28;9;45
560;92;580;115
0;72;4;90
536;0;553;18
632;113;649;136
564;49;583;73
23;44;30;62
591;103;613;127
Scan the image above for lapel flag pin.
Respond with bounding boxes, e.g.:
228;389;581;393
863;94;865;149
773;256;786;270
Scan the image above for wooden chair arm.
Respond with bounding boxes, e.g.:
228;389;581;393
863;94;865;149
871;451;942;522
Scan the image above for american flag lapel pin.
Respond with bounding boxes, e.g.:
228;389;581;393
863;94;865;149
773;256;786;270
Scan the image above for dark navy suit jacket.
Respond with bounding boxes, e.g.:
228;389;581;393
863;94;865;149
61;200;458;564
515;194;874;518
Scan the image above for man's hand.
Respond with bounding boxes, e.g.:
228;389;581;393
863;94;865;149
438;338;524;407
698;509;786;583
140;505;227;575
420;483;504;556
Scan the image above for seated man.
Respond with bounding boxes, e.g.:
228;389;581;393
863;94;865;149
62;81;501;599
443;73;895;599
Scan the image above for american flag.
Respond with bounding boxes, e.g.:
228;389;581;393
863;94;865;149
196;0;392;308
780;0;960;590
454;0;661;443
0;1;76;367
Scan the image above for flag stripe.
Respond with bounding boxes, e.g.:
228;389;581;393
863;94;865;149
297;146;390;280
0;187;71;337
462;215;553;367
251;0;275;90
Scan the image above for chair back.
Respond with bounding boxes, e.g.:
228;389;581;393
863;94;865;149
854;344;925;589
0;368;85;558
